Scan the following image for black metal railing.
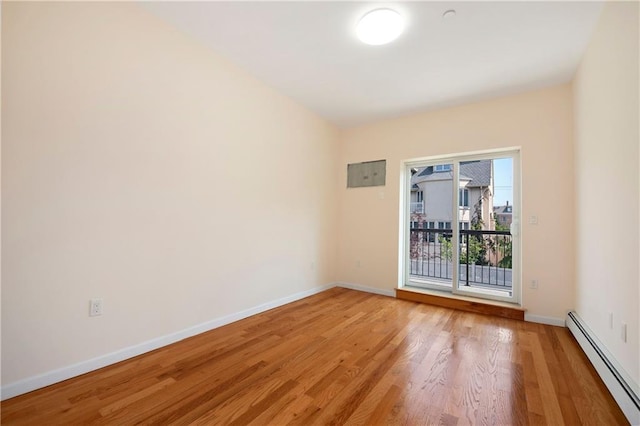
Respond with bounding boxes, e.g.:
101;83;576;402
409;228;512;289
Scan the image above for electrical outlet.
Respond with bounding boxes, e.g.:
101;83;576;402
529;215;539;225
89;299;103;317
530;279;538;289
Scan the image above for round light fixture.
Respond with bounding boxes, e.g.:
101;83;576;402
356;8;404;45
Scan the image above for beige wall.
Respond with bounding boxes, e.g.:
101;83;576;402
573;1;639;386
337;85;575;321
1;2;338;386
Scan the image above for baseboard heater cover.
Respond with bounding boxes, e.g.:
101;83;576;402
566;311;639;425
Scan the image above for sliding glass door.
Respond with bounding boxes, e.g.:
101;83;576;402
403;150;520;304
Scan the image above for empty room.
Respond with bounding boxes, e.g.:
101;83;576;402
1;1;638;425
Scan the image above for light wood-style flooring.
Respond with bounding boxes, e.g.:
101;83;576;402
1;288;628;425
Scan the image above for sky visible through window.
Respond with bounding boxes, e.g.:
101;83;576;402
493;158;513;206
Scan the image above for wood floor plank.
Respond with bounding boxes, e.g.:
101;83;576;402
329;338;406;425
529;331;565;425
1;288;628;425
364;383;402;425
262;390;315;425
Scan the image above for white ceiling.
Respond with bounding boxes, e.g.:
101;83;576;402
141;1;604;127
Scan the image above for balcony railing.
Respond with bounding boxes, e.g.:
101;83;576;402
410;202;424;213
409;228;512;290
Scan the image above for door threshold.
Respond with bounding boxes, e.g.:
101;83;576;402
396;286;525;321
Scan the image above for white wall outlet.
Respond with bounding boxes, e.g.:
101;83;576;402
529;215;539;225
89;299;103;317
530;279;538;289
621;322;627;342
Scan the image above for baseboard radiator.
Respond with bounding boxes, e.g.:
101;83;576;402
566;311;640;425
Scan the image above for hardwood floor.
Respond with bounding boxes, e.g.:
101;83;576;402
1;288;628;425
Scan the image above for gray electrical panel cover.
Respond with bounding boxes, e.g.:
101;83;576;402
347;160;386;188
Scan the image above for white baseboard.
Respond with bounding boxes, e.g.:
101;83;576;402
1;283;334;401
335;282;396;297
524;313;565;327
567;311;639;425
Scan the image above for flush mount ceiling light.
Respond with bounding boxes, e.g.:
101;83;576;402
356;8;404;45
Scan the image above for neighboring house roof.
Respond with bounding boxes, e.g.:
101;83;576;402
415;170;454;183
460;161;492;187
413;160;492;187
494;205;513;215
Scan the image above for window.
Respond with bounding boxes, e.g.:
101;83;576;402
459;188;469;207
434;164;451;172
427;221;436;242
459;221;469;230
411;221;419;229
417;191;424;203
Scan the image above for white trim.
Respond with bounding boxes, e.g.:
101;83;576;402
566;312;640;425
1;283;334;401
524;313;565;327
404;146;522;168
335;282;396;298
398;159;410;289
452;161;460;296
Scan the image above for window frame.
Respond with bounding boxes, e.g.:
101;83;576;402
399;148;521;305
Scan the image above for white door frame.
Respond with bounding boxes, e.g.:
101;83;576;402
398;148;521;305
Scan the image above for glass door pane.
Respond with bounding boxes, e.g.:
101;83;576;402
455;157;515;299
408;163;454;290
